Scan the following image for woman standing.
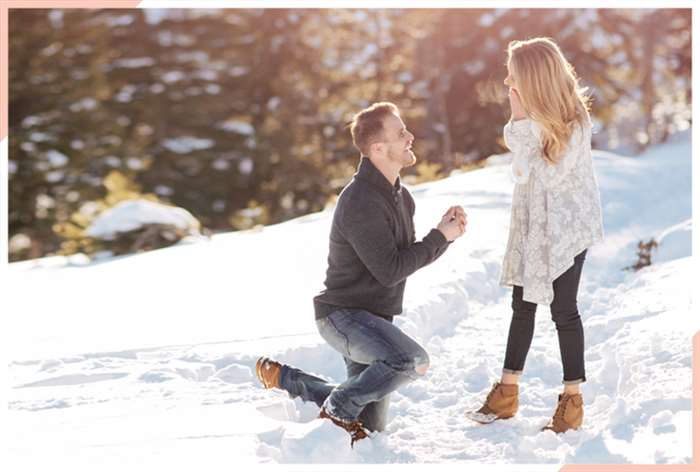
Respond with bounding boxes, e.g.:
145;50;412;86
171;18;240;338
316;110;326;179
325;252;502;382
466;37;604;433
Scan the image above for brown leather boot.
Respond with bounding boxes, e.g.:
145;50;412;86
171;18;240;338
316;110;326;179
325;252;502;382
319;407;369;447
542;393;583;433
255;357;282;389
466;382;519;424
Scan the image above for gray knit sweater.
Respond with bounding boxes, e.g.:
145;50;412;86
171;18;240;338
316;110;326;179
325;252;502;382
314;157;450;320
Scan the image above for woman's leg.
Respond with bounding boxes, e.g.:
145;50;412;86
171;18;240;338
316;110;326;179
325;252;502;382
501;285;538;384
550;250;587;393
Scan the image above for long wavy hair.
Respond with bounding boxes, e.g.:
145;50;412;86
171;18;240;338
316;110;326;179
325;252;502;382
507;37;592;164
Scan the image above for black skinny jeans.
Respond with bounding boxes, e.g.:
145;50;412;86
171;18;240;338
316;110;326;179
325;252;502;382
503;250;587;384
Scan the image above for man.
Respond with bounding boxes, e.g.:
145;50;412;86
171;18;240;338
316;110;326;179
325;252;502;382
256;102;467;445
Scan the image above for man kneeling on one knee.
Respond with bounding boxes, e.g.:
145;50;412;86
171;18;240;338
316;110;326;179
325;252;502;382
256;102;467;445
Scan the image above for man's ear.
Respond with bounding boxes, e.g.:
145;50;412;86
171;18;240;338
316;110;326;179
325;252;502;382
370;142;384;156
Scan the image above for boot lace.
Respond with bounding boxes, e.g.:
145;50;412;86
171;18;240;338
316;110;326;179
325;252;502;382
553;395;568;421
349;424;369;447
476;382;500;414
485;382;499;403
320;408;368;447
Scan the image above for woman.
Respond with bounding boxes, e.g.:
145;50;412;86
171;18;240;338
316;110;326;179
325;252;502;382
466;37;604;433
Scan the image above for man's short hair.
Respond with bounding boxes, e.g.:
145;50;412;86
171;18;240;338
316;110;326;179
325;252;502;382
349;102;399;156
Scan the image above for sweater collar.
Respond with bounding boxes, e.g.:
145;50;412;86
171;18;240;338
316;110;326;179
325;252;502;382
355;157;402;197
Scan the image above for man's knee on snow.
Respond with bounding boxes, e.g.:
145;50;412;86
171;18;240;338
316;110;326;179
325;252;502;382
384;349;429;376
414;352;430;376
415;362;430;376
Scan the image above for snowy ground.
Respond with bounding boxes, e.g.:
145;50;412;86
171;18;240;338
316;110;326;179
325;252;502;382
6;129;695;468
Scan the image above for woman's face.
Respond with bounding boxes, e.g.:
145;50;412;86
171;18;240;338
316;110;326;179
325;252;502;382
504;61;517;89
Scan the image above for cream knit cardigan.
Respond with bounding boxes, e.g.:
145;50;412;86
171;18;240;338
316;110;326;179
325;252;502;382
499;118;604;305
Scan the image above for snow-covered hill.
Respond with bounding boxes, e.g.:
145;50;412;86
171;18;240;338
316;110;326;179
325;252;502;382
7;130;694;468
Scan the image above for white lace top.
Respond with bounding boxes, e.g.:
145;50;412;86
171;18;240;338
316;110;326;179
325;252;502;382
499;118;604;305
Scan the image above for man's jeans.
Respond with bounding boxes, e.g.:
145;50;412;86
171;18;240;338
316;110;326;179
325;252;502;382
278;308;429;432
503;249;588;384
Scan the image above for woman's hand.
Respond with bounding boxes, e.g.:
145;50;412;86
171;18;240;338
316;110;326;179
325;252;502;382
508;87;527;121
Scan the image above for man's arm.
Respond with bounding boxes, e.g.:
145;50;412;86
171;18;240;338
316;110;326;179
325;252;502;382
340;197;449;288
406;190;453;260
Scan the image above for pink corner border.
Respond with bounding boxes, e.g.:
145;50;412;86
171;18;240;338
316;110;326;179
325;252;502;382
561;332;699;471
1;2;697;468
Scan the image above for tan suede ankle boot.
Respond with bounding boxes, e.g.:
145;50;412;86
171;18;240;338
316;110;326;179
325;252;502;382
466;382;519;424
542;392;583;433
255;357;282;389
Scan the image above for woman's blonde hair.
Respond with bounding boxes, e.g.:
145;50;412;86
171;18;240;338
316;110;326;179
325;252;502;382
507;37;591;164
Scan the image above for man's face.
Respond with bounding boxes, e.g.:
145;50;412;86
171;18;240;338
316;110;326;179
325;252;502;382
380;113;415;167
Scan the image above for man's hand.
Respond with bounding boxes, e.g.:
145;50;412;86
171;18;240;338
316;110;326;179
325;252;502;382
509;87;527;121
437;205;467;242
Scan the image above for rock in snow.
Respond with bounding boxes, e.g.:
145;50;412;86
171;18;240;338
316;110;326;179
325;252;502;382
85;199;201;239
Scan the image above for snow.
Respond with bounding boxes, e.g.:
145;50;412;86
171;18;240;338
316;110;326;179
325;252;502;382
7;130;694;468
85;199;201;239
238;156;254;174
29;131;51;142
112;57;156;69
218;120;255;135
161;136;214;154
143;8;169;25
69;97;98;112
161;70;186;83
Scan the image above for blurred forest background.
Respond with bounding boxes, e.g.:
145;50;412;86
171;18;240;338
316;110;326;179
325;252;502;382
8;8;692;261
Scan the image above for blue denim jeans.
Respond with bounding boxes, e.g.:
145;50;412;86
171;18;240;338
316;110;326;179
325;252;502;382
278;308;429;432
